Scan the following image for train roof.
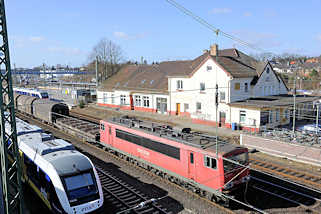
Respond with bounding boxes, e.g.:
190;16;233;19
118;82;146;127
106;116;245;156
7;117;92;175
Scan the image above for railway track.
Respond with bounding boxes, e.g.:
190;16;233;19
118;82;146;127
250;158;321;191
94;164;171;214
250;173;321;213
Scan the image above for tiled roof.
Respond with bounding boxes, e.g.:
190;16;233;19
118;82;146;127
99;48;281;93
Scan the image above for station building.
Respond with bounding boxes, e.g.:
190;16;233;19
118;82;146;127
97;45;318;131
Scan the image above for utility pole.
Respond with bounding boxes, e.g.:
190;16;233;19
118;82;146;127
292;70;297;135
0;0;24;213
316;104;319;135
95;56;99;88
215;84;219;157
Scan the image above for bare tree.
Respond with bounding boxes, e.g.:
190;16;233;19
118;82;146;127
89;38;124;81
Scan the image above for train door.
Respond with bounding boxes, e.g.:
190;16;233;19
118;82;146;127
188;151;195;180
108;126;114;146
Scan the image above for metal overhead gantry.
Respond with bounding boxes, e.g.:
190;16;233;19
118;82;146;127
0;0;24;213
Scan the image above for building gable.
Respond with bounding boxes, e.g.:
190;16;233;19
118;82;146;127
252;62;288;96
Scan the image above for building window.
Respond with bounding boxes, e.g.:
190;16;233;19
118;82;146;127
176;80;183;90
103;93;108;103
135;95;141;107
266;76;270;82
267;67;270;74
111;94;115;104
234;82;240;90
184;103;189;112
207;66;212;71
276;109;280;122
120;95;126;105
269;110;273;123
143;96;150;107
204;156;217;169
244;83;248;92
200;82;205;91
284;109;289;119
196;102;202;111
240;111;246;123
220;91;225;101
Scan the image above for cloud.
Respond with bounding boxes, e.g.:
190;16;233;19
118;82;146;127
244;12;252;17
48;46;84;55
29;36;44;42
316;34;321;42
113;31;147;40
211;8;232;14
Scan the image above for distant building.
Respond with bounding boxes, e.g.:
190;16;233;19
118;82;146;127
97;45;318;131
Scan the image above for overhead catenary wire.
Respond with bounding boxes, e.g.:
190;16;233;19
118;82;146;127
165;0;268;53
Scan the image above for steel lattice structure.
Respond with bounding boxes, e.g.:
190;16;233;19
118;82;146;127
0;0;23;213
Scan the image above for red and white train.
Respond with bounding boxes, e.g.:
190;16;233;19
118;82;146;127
100;116;250;204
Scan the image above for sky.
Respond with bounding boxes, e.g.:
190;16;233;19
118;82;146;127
5;0;321;68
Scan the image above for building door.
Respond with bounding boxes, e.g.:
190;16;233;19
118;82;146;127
219;111;226;127
176;103;180;115
188;151;195;180
156;98;167;114
129;95;134;110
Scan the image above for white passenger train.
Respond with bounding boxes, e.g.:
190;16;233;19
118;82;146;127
5;116;104;213
13;87;49;99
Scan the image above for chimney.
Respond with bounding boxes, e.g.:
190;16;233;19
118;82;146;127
210;44;218;56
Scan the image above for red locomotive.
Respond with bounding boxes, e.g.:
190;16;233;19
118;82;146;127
100;116;250;204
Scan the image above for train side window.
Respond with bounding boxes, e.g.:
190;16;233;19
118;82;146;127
109;127;111;134
190;153;194;164
204;155;217;169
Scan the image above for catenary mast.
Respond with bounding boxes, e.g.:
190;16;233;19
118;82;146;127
0;0;24;213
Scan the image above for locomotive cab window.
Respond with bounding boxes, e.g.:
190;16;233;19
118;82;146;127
204;155;217;169
100;123;105;131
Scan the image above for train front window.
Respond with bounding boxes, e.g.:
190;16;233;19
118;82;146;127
62;171;97;203
41;92;49;98
223;152;248;172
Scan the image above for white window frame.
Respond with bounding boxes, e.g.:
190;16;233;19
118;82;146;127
196;102;202;111
240;110;246;123
143;96;150;107
220;91;225;102
204;155;217;169
244;83;248;92
276;109;280;122
103;93;108;103
200;82;205;91
269;110;273;123
120;95;126;105
176;80;183;90
135;95;141;107
111;94;115;104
